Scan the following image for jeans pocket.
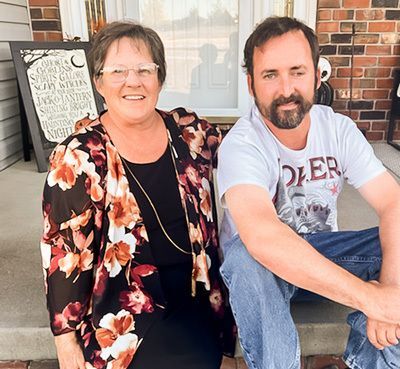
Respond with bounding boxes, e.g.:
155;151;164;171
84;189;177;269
222;233;240;257
347;311;366;335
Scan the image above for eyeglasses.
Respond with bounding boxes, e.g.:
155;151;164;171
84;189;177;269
99;63;159;83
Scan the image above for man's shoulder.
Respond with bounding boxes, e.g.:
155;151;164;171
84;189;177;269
311;104;357;135
222;108;270;147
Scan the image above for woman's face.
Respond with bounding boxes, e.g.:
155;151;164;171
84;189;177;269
95;37;162;126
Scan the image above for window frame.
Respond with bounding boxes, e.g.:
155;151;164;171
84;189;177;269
59;0;318;117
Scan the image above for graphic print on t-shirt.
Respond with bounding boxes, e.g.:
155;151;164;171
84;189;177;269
273;156;342;234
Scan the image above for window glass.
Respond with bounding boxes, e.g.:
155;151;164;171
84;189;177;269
138;0;239;110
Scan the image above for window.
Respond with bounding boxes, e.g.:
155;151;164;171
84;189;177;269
59;0;317;116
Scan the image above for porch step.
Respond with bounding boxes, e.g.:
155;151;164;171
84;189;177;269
0;301;352;360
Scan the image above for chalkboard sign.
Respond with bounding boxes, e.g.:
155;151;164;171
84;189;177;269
9;41;104;172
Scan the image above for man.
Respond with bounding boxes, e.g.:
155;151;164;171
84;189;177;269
217;16;400;369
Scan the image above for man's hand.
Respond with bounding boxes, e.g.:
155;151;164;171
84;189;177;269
366;318;400;350
54;331;86;369
364;281;400;326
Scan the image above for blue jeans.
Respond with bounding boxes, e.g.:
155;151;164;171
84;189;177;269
220;227;400;369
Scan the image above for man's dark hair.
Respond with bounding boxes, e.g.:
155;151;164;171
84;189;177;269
243;16;320;77
88;21;166;85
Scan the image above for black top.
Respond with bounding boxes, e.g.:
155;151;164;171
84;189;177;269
123;145;222;369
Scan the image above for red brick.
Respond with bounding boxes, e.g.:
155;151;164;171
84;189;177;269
375;100;392;109
46;32;63;41
0;362;28;369
377;78;394;88
368;21;396;32
340;22;367;32
353;56;377;67
392;131;400;140
317;21;340;32
332;100;347;110
394;45;400;55
364;67;391;77
29;0;58;5
366;131;384;141
318;10;332;20
356;121;371;130
318;0;341;7
379;56;400;66
330;78;350;88
30;8;42;19
337;67;364;77
354;34;380;44
353;79;375;88
342;110;360;120
366;45;392;55
336;89;362;99
372;122;388;130
355;9;385;20
335;109;349;116
318;34;330;44
43;8;60;19
306;355;347;369
333;10;354;20
363;89;389;99
343;0;370;7
381;33;400;44
329;56;350;67
32;31;45;41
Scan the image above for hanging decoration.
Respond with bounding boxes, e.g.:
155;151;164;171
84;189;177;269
85;0;106;39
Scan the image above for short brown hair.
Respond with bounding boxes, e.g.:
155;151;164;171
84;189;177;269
88;21;166;85
243;16;320;77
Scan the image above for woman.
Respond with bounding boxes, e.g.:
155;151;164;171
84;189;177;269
40;21;234;369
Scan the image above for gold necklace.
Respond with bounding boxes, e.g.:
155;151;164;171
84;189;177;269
121;154;192;255
120;134;211;297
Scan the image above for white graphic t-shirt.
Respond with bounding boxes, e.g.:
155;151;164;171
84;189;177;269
217;104;386;244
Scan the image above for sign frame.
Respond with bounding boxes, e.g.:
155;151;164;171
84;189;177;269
9;41;104;172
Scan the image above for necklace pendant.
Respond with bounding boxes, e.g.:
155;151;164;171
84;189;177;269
191;252;197;297
191;250;211;297
197;249;211;291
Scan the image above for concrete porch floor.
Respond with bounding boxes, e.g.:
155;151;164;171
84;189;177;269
0;142;398;362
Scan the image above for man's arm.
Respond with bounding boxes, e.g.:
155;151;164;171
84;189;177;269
359;171;400;286
225;184;400;325
358;171;400;348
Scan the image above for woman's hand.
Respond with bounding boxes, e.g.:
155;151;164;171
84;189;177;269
54;331;86;369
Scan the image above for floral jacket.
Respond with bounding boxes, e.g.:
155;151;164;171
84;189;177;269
40;108;235;369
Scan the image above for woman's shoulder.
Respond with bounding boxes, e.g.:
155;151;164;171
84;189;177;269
160;107;203;126
55;116;106;150
48;115;109;165
160;107;219;136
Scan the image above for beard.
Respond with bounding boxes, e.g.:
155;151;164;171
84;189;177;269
255;92;313;130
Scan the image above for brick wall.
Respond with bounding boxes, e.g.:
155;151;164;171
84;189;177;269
28;0;62;41
317;0;400;141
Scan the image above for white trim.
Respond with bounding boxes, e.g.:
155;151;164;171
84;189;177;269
124;1;140;20
293;0;317;29
236;0;254;116
136;0;254;117
104;0;123;21
59;0;89;41
23;0;34;40
107;0;140;21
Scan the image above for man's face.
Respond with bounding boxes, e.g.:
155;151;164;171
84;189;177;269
248;30;320;130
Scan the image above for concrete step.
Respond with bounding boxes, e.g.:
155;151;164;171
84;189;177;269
0;301;352;360
0;158;378;361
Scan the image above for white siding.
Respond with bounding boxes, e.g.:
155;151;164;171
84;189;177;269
0;0;32;171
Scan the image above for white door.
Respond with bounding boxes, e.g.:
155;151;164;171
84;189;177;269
59;0;317;116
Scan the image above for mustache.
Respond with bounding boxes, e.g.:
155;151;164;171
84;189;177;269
273;94;303;106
